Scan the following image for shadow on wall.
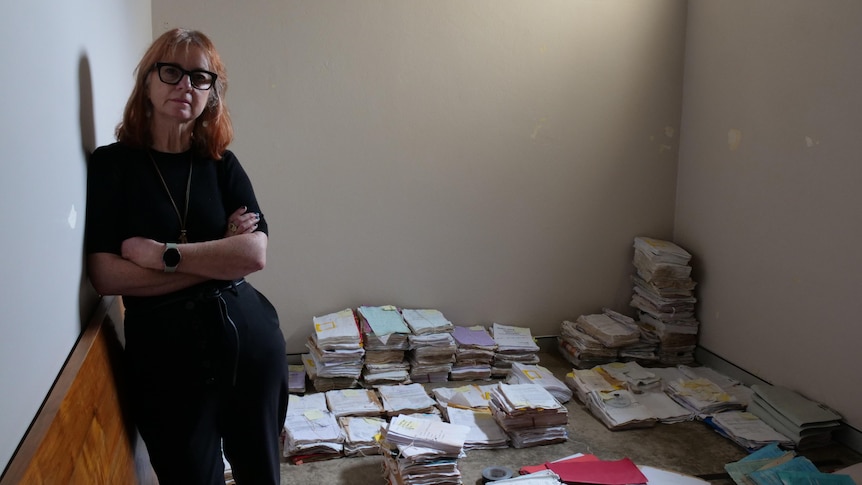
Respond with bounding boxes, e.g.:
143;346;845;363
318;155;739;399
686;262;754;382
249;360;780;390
77;52;101;331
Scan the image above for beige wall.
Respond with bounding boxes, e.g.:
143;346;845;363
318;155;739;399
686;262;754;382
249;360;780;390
153;1;686;352
676;1;862;431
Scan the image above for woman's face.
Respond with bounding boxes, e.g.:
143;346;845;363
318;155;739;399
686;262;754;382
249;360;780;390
147;46;213;127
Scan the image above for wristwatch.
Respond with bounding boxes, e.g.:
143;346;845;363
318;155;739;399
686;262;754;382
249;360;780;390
162;243;181;273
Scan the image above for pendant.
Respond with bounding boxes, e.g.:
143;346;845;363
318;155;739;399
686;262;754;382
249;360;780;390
179;230;188;244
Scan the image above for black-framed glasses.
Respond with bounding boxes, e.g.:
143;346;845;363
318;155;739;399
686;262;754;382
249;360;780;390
154;62;217;90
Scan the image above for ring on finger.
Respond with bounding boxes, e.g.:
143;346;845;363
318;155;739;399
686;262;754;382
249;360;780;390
228;222;238;233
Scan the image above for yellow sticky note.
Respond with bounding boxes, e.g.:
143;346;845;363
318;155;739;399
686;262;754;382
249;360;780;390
304;409;324;421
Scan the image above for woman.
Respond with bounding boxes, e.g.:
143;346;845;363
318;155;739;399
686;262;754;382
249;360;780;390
85;28;288;484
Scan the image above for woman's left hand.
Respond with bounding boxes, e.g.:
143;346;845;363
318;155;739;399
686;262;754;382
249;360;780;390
225;206;260;238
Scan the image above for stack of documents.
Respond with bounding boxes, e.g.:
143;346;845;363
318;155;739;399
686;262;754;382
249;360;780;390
432;384;497;411
288;364;306;394
408;331;457;383
451;325;496;380
489;383;568;448
557;320;618;369
305;309;364;388
380;414;469;485
377;383;438;416
358;306;411;385
603;308;660;364
301;353;359;392
665;376;745;417
565;365;693;426
324;388;384;418
358;305;411;351
338;416;387;456
723;443;853;485
748;384;842;449
282;393;344;464
574;313;641;349
441;405;509;450
505;362;572;403
707;410;793;451
584;389;658;430
630;237;699;365
490;323;541;377
594;361;661;393
402;309;455;335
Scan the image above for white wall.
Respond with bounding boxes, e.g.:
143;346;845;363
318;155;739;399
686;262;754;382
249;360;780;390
676;1;862;432
152;0;687;354
0;0;151;473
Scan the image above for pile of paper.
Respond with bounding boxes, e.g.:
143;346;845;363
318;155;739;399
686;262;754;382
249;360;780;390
338;416;387;456
557;321;618;369
450;325;496;380
402;309;454;335
282;393;344;464
324;388;384;418
380;414;469;485
664;376;745;417
748;384;842;449
574;313;641;349
432;384;497;411
584;388;658;430
441;405;509;450
604;308;659;364
489;383;568;448
490;323;540;377
565;365;693;427
358;306;411;386
724;443;854;485
305;309;364;391
594;361;661;393
630;237;699;365
505;362;572;403
288;364;306;394
707;410;793;451
301;353;358;392
408;331;457;383
377;383;438;416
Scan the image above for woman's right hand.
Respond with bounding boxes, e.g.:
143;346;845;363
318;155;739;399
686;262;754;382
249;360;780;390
225;206;260;238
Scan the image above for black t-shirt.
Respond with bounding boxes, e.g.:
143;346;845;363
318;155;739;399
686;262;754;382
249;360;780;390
85;142;268;301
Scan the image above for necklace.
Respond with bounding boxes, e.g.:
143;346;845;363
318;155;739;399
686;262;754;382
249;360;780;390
148;150;193;244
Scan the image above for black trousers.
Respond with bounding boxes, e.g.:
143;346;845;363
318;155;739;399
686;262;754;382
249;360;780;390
123;280;288;485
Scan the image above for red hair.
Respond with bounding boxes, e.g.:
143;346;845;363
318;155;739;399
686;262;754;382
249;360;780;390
116;28;233;160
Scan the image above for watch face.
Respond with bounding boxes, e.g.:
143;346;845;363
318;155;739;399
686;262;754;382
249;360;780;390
163;247;181;267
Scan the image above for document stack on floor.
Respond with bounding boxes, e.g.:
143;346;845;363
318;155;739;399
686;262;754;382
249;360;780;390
724;442;855;485
748;384;842;450
403;309;457;383
433;384;510;450
358;306;412;386
490;323;540;377
338;416;387;456
663;373;746;418
450;325;496;380
557;320;618;369
377;383;439;417
572;313;641;362
594;361;661;393
288;364;306;394
630;236;699;365
324;388;384;418
603;308;659;364
489;382;568;448
505;362;573;403
282;393;344;464
305;308;364;391
380;414;470;485
706;410;794;451
565;364;693;428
